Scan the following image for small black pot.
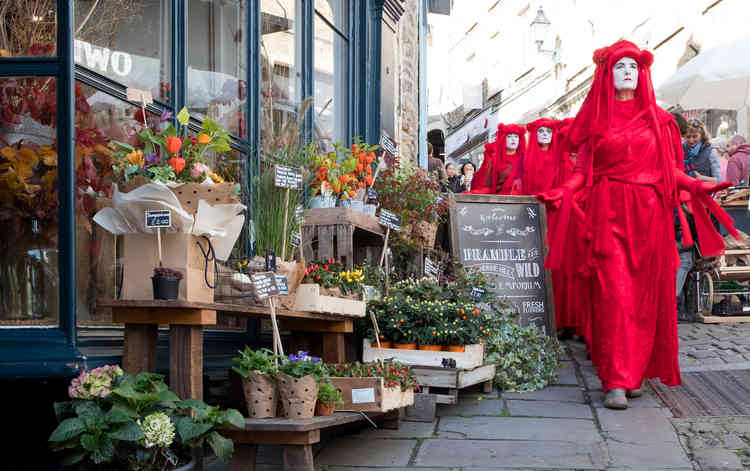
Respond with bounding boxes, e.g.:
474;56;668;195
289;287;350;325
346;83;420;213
152;275;181;300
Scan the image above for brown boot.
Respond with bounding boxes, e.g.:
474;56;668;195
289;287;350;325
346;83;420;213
604;388;628;409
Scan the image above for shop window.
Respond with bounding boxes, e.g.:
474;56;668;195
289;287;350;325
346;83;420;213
73;0;172;102
260;0;301;157
0;77;59;326
187;0;248;138
315;0;348;33
0;3;57;57
314;10;349;152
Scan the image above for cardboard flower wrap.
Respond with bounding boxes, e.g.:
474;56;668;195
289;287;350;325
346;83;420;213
242;372;278;418
277;373;319;419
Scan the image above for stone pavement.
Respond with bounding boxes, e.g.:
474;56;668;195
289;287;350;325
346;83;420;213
208;323;750;470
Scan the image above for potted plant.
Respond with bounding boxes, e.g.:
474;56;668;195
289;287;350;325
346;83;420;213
415;324;442;351
316;382;343;416
232;347;279;418
152;267;183;300
49;366;243;470
277;351;327;419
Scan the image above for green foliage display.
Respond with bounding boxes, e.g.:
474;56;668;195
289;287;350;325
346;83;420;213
317;383;344;407
49;369;243;469
327;362;419;391
279;351;328;380
232;347;278;378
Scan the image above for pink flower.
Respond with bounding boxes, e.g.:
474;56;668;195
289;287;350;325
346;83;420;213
192;162;211;178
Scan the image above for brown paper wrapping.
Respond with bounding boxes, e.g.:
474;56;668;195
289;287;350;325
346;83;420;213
277;373;319;419
242;372;278;418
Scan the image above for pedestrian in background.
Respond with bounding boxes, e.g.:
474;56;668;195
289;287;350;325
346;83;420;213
460;162;475;191
726;135;750;185
444;162;465;193
683;119;722;183
427;142;446;181
713;137;729;183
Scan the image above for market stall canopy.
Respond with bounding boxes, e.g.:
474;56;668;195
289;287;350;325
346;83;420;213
656;35;750;110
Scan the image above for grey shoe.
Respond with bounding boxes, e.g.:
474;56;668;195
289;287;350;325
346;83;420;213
626;381;644;398
604;388;628;409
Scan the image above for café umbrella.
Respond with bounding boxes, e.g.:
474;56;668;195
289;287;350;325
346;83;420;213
656;35;750;110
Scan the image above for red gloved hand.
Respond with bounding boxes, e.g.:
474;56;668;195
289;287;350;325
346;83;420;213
536;173;585;209
701;181;733;194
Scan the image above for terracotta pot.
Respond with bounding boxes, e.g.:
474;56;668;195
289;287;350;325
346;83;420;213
371;340;393;348
241;372;278;418
443;345;466;352
418;344;442;351
315;402;335;416
394;343;417;350
277;373;319;419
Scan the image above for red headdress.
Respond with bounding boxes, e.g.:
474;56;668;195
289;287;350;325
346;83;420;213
470;124;526;194
496;123;526;194
522;118;561;194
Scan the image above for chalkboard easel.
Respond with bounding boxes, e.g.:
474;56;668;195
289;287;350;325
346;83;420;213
448;194;556;336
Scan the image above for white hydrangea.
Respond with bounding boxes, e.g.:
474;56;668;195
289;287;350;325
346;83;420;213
140;412;175;448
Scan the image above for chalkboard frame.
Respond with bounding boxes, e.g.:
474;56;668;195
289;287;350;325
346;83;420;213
448;194;556;336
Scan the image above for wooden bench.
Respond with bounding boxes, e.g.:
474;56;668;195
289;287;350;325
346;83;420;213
224;411;398;471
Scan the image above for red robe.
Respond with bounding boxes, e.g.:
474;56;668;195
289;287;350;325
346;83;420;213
517;118;562;195
470;124;526;194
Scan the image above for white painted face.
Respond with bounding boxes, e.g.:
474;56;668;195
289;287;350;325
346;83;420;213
506;133;520;150
537;127;553;145
613;56;638;91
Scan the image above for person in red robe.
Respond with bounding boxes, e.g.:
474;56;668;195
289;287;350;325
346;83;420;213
469;124;526;194
511;118;563;195
466;141;499;194
538;40;738;409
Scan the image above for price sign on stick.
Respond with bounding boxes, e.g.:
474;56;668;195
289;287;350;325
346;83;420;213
366;188;378;202
274;165;303;189
291;231;301;247
274;273;289;296
295;205;305;224
145;210;171;266
470;287;487;302
379;134;397;159
378;209;401;267
424;256;439;281
252;272;279;299
265;249;277;272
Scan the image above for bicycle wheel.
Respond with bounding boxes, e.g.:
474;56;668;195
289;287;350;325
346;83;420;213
697;272;714;316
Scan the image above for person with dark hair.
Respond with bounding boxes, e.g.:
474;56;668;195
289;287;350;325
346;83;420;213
684;118;721;183
444;162;465;193
427;142;445;180
459;161;475;191
671;112;688;137
726;135;750;185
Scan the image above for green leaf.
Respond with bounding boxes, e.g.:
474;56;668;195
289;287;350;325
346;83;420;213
80;433;99;452
109;421;144;441
61;450;86;466
110;401;138;418
177;107;190;126
223;409;245;429
158;388;181;405
104;409;132;424
176;416;213;442
177;398;207;410
111;140;135;151
49;418;86;442
207;431;234;461
53;401;74;420
92;437;114;464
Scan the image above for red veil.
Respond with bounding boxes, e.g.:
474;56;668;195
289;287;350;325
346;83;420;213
469;124;526;194
522;118;561;194
496;123;527;194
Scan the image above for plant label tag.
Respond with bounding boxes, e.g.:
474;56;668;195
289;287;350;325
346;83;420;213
145;210;171;228
378;209;401;231
252;272;279;299
470;287;486;301
351;387;376;404
424;257;439;281
379;133;396;157
367;187;378;202
274;165;303;189
125;87;153;105
265;249;277;272
295;205;305;223
291;231;301;247
274;273;289;296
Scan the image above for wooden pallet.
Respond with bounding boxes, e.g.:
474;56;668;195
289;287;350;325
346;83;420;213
411;363;496;405
698;312;750;324
302;208;384;268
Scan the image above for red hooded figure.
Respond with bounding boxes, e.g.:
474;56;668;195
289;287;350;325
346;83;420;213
469;124;526;194
538;40;739;409
513;118;562;195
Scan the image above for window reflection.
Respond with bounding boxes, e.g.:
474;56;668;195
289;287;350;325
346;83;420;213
0;77;59;325
74;1;172;101
0;2;57;57
314;14;348;152
187;0;248;138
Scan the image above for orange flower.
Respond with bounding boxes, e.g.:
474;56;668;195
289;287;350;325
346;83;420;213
166;136;182;155
352;144;359;154
365;175;373;186
348;189;355;198
462;315;467;320
168;156;186;174
399;318;404;323
197;133;211;145
472;308;480;315
125;149;145;167
459;308;465;314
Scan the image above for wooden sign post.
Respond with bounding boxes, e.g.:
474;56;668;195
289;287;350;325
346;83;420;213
378;209;402;267
252;272;283;365
145;209;171;266
274;165;303;261
294;204;305;260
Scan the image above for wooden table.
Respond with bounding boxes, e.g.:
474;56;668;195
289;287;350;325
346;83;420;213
224;411;398;471
98;300;356;400
302;208;385;269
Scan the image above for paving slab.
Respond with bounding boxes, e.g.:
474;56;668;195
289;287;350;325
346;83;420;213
596;407;680;444
316;438;416;467
437;416;600;442
436;398;505;417
606;441;692;469
579;366;603;391
589;390;664;409
692;447;745;471
501;386;586;403
415;438;608;469
506;399;593;419
552;361;580;386
354;420;436;439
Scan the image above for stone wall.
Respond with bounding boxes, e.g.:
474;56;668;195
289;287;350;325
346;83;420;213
396;0;420;164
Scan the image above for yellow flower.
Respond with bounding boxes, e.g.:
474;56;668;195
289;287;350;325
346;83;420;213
209;172;224;183
125;149;145;167
38;146;58;166
197;133;211;145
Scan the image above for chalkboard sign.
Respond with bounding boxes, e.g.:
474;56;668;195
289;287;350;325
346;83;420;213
295;205;305;223
470;287;487;302
380;134;396;156
274;273;289;296
291;231;301;247
424;256;439;281
252;272;279;299
265;249;276;272
274;165;303;189
145;210;171;228
378;209;401;231
367;188;378;202
449;194;555;335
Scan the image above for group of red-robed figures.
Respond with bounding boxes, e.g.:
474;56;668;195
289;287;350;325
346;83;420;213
462;40;740;407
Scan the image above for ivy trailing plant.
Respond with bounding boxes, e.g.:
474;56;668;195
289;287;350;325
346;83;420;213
49;368;243;469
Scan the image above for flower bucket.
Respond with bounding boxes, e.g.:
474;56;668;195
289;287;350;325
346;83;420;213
152;276;180;300
394;343;417;350
371;340;393;348
363;204;378;217
315;402;335;416
349;200;364;212
444;345;466;352
311;195;336;208
418;344;442;351
277;373;319;419
242;372;277;418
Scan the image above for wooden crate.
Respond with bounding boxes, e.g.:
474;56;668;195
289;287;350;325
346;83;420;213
293;284;365;317
411;363;496;405
362;340;484;369
329;377;415;412
302;208;385;269
698;313;750;324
